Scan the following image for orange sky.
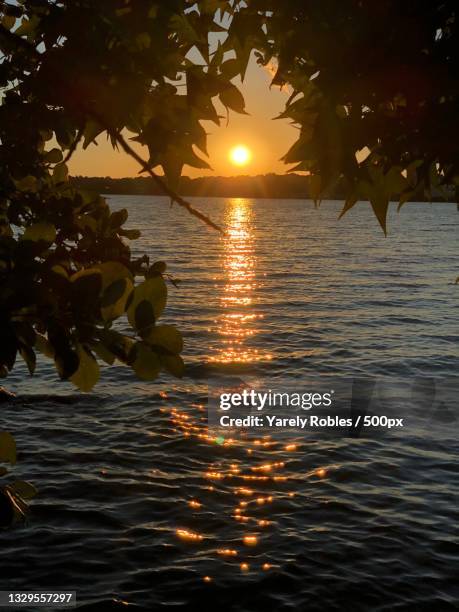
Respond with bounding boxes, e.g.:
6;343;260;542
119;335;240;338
68;55;298;178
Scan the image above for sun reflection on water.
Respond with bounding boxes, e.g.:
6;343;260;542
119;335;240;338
167;405;312;578
165;201;319;580
210;198;272;364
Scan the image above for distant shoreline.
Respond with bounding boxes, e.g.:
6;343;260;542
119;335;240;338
71;174;454;203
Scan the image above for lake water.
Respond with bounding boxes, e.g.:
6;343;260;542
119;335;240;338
2;197;458;611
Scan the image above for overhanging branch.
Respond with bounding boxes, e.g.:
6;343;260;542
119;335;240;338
0;23;224;234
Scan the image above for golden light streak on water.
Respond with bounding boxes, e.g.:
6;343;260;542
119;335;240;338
169;408;304;582
262;563;272;571
210;199;272;364
217;549;238;557
176;529;204;542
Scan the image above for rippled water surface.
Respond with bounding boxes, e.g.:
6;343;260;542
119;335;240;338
2;197;458;611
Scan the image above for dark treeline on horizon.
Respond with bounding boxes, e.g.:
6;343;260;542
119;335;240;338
71;174;452;202
72;174;314;199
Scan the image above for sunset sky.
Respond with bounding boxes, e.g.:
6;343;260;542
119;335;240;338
68;55;298;179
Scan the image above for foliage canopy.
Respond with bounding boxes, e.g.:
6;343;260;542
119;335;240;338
0;0;458;393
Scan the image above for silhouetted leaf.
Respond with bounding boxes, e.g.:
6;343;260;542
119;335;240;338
119;229;141;240
220;83;247;114
91;341;116;366
83;120;104;149
99;264;133;321
44;148;63;164
53;162;68;184
19;345;36;375
110;209;128;228
9;480;38;500
135;299;155;333
150;261;167;274
98;329;133;364
34;334;54;358
101;278;126;308
339;195;358;219
70;269;102;304
0;432;16;465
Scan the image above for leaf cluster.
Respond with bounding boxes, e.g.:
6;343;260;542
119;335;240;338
0;0;251;389
232;0;459;232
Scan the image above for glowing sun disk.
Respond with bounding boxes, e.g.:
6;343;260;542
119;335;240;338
230;145;251;167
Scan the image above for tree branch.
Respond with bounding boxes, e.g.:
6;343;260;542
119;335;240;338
95;119;224;234
63;125;84;163
0;23;224;234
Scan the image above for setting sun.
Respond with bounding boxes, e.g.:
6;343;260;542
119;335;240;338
230;145;252;167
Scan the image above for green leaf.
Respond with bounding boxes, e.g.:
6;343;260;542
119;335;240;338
119;229;141;240
153;261;167;273
83;120;104;149
98;262;133;322
0;432;16;465
148;261;167;276
339;195;359;219
76;214;97;234
14;175;38;192
91;341;116;366
9;480;38;500
385;167;407;195
370;197;390;236
35;334;54;358
1;15;16;30
14;15;40;38
53;162;69;184
45;148;63;164
397;190;416;211
170;14;200;44
70;345;100;392
70;268;102;301
98;329;133;364
135;300;156;333
19;345;36;376
40;129;53;142
220;59;241;80
136;32;151;50
22;223;56;244
309;175;322;205
161;354;185;378
146;325;183;354
127;278;167;330
130;343;161;380
54;345;79;381
101;278;127;308
110;209;128;228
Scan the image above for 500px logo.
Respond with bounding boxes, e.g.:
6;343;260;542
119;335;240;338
219;389;335;411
